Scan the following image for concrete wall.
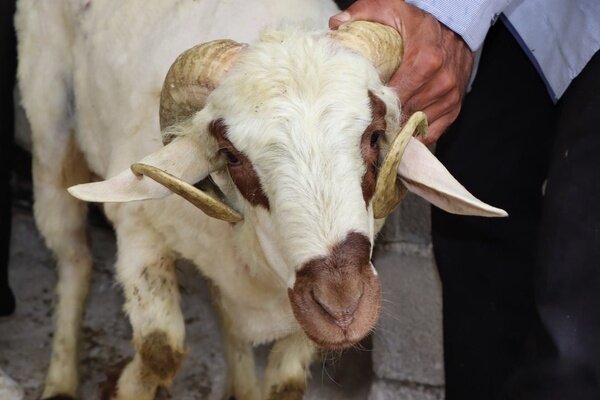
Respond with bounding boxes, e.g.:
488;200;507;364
369;194;445;399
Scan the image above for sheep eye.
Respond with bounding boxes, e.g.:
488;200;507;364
219;148;240;165
370;130;383;148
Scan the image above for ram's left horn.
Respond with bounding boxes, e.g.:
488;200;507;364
372;112;508;219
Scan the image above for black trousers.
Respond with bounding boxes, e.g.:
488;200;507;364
433;22;600;400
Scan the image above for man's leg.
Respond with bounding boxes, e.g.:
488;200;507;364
505;50;600;400
431;22;556;400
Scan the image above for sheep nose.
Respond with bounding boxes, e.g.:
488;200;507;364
312;284;363;329
290;232;381;349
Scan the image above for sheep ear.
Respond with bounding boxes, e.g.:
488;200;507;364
398;138;508;217
68;135;209;203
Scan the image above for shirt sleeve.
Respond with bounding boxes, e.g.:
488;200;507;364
405;0;515;50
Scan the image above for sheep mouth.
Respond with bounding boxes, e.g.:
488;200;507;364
287;263;381;350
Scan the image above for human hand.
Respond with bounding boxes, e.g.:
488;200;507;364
330;0;474;144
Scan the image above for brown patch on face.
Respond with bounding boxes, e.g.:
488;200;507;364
360;91;387;204
267;381;306;400
209;119;270;210
289;232;381;350
139;330;184;381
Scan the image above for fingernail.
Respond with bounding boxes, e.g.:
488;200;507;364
331;11;351;23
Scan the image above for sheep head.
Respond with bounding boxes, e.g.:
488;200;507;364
69;22;506;349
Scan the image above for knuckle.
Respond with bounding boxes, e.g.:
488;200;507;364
452;104;462;119
423;128;438;145
441;110;460;128
439;72;457;91
403;98;418;113
421;49;444;72
447;89;461;105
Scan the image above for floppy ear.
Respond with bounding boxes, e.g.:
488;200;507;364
373;112;507;218
68;135;209;203
398;138;508;217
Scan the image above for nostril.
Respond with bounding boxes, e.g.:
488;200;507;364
312;285;364;328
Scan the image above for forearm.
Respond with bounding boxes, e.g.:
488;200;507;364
405;0;514;50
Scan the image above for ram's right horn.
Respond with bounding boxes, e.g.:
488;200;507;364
372;112;508;219
130;163;242;223
70;40;248;223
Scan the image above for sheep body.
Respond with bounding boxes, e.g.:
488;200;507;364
17;1;346;399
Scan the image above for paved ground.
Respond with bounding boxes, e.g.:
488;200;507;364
0;210;372;399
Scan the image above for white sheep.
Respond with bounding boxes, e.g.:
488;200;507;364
16;1;505;399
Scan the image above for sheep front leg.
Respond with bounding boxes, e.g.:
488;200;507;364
212;290;260;400
105;209;185;400
263;332;316;400
34;137;93;400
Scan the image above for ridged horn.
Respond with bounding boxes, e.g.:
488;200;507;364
136;39;247;222
372;112;428;219
159;39;247;144
328;21;404;82
131;163;242;223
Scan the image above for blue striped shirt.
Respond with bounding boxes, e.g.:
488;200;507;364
405;0;600;101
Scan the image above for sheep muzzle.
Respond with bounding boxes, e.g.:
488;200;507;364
288;232;381;350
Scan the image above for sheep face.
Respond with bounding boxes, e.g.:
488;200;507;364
190;32;400;349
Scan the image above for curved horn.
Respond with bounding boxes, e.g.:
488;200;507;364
131;163;242;223
160;39;247;143
328;21;403;82
126;39;248;222
373;112;427;219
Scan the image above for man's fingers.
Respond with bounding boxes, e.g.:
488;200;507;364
329;11;351;28
390;46;445;104
389;64;426;105
402;77;455;115
329;0;398;29
412;88;460;123
403;95;458;144
420;110;460;145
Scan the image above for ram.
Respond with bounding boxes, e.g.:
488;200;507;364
16;0;505;399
